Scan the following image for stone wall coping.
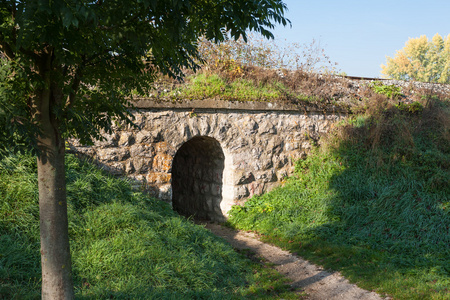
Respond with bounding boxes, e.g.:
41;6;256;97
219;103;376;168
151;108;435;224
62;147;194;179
131;98;348;113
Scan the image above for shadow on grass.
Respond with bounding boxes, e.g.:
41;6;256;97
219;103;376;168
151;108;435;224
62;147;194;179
294;104;449;298
0;233;41;300
228;100;450;299
1;153;294;299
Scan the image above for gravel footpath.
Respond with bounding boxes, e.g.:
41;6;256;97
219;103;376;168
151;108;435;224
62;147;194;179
204;223;391;300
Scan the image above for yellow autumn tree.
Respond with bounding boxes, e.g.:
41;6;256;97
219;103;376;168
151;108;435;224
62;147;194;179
381;33;450;83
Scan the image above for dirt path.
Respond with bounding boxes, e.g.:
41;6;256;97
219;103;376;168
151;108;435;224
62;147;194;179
204;223;390;300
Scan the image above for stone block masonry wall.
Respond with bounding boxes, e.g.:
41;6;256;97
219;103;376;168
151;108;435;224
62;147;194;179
70;100;346;221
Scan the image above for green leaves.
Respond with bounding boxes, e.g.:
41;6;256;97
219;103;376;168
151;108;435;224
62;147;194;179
369;81;403;99
1;0;290;149
0;58;39;154
61;7;76;28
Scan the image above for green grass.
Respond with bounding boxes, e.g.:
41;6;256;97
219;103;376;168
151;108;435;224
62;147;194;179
0;152;300;299
228;99;450;299
153;71;337;105
161;73;284;102
370;81;403;100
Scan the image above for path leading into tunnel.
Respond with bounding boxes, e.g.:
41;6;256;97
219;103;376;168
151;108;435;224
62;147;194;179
204;223;391;300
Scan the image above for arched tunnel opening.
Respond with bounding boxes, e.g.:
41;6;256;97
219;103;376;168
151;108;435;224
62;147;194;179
171;136;225;221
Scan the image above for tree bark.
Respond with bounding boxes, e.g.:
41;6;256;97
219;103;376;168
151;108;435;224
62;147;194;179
36;69;74;298
37;134;74;299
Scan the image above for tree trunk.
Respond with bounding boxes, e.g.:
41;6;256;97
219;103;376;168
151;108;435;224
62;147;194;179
36;86;74;299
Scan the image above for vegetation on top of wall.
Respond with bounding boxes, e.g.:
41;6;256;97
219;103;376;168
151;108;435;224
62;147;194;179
134;35;450;112
369;81;403;100
165;73;285;102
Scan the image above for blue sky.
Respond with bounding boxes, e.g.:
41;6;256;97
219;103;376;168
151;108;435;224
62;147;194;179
272;0;450;77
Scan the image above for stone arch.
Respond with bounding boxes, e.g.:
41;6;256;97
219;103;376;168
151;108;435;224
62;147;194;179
171;136;225;221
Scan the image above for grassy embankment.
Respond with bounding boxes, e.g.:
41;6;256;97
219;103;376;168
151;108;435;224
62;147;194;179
228;93;450;300
0;152;302;299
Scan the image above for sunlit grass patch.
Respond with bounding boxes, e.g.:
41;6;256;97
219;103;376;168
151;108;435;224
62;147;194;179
161;73;284;102
0;153;299;299
229;97;450;299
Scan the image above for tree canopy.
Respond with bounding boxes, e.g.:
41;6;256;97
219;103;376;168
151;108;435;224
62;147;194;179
1;0;290;147
381;33;450;83
0;1;290;298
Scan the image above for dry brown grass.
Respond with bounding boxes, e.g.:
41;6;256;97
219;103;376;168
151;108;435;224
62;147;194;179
141;34;450;113
323;91;450;175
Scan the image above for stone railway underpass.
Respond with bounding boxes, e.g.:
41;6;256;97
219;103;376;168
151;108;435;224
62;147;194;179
69;99;347;221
